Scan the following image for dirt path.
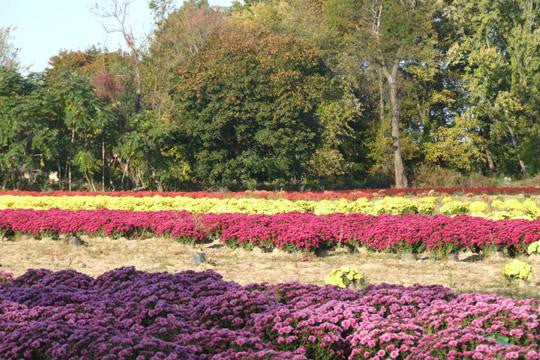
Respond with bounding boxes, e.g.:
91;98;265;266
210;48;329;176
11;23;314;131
1;236;538;298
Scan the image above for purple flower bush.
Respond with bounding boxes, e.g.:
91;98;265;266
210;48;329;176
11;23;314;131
1;209;539;254
0;268;538;359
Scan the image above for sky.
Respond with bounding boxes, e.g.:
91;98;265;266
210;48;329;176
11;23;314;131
1;0;232;73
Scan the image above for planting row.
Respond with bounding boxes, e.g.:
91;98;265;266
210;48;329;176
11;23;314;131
1;209;539;254
3;186;540;199
0;195;538;219
0;267;538;359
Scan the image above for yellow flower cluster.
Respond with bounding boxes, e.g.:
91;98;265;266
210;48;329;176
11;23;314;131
527;241;540;255
502;260;533;281
0;195;537;219
439;197;539;220
324;266;365;288
312;196;437;215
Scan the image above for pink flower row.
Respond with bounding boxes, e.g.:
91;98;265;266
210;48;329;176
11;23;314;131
1;186;539;199
1;209;539;253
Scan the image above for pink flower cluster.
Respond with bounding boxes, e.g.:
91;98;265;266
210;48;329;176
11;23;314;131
1;209;539;253
2;186;539;199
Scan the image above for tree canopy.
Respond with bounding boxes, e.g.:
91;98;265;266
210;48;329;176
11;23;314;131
0;0;539;190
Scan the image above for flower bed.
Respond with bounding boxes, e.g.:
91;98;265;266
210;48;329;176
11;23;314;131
0;268;538;359
0;195;538;219
1;209;539;254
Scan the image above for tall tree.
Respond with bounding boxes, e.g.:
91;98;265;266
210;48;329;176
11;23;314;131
0;27;19;70
93;0;147;113
170;26;333;188
144;0;223;122
327;0;438;188
446;0;540;178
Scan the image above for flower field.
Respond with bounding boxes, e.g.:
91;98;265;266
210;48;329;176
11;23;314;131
0;267;538;359
1;189;539;358
1;209;539;254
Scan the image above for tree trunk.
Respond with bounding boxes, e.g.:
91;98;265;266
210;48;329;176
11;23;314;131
507;125;529;178
68;128;75;191
382;62;408;188
133;58;142;113
485;150;496;173
378;67;385;125
57;161;63;190
102;140;106;191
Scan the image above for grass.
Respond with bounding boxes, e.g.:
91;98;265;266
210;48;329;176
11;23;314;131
0;236;539;299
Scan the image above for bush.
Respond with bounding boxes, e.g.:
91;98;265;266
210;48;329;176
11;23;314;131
413;165;497;188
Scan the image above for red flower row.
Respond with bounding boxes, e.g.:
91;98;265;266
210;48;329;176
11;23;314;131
1;186;539;200
1;210;538;253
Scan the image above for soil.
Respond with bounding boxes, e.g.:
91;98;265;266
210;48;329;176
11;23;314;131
1;236;539;298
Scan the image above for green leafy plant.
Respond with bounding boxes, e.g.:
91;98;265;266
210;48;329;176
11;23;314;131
324;266;365;289
502;260;532;282
527;241;540;255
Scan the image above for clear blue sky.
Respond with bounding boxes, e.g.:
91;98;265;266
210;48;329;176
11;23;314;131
1;0;232;73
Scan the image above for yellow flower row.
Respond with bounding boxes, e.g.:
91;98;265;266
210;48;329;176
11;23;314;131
439;197;539;220
0;195;537;219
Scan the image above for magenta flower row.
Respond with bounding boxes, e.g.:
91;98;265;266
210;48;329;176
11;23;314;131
0;268;538;359
1;209;539;252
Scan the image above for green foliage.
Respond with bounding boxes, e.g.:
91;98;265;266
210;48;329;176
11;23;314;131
0;0;538;190
446;0;540;178
169;26;342;188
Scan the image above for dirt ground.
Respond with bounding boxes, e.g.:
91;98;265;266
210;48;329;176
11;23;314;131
1;236;539;298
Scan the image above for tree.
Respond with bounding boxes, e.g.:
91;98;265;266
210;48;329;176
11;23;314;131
0;67;46;189
0;27;19;70
144;0;223;123
326;0;438;188
169;26;333;188
230;0;372;186
446;0;540;178
93;0;147;113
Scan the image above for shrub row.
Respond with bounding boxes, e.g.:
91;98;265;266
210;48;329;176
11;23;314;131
2;186;540;199
0;268;538;359
1;210;539;254
0;195;538;219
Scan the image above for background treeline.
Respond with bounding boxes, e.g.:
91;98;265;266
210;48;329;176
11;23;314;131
0;0;539;191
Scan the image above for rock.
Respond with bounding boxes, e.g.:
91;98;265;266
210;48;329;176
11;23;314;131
459;249;474;259
252;247;274;254
488;250;506;261
192;252;207;265
205;242;225;250
68;236;83;246
21;234;32;241
347;245;368;255
315;248;330;257
271;248;289;257
260;247;274;253
446;252;459;262
400;253;417;261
